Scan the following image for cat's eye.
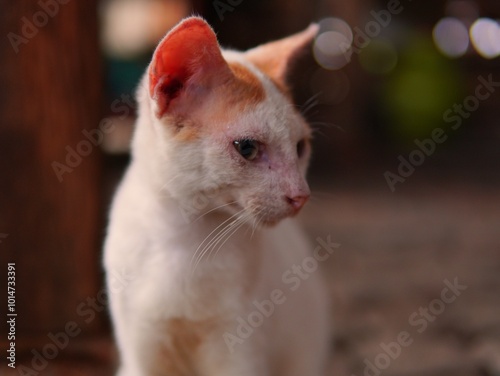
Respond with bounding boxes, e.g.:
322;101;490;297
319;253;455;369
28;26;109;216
233;139;259;161
297;139;307;158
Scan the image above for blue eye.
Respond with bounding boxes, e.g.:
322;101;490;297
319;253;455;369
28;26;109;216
233;139;259;161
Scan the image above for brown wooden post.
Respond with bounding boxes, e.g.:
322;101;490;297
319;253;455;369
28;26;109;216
0;0;104;351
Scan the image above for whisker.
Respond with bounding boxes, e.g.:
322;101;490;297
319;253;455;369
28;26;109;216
300;92;322;117
249;213;259;238
192;209;253;272
192;219;240;274
211;213;252;262
243;208;259;238
310;121;346;133
190;209;245;273
193;201;238;223
250;207;267;239
311;128;328;139
158;174;182;196
193;214;238;272
204;213;248;262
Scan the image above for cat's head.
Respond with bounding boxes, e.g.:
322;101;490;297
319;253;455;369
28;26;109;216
144;17;317;226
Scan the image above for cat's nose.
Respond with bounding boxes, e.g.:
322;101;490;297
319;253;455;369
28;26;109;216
286;195;309;212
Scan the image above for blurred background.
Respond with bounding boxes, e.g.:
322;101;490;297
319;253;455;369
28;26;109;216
1;0;499;375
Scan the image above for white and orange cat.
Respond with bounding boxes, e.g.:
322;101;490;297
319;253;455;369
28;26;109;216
104;17;331;376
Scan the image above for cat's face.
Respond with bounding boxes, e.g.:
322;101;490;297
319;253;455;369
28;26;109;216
147;17;317;225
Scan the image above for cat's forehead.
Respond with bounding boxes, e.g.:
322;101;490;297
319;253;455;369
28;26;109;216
214;51;310;140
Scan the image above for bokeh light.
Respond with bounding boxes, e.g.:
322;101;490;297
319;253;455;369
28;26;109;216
381;36;464;143
313;17;353;70
101;0;188;58
469;18;500;59
319;17;353;44
433;17;470;58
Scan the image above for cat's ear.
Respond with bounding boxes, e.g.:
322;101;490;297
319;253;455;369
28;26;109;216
244;24;319;90
148;17;231;118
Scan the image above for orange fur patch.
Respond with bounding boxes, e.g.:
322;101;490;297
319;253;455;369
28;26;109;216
153;318;215;376
225;62;266;108
244;24;319;95
170;63;266;139
246;57;291;95
172;116;200;142
179;63;267;131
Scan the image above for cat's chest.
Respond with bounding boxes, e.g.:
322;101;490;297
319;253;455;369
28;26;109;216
133;226;262;321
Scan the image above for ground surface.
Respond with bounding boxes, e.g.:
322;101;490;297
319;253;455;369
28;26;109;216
7;182;500;375
302;183;500;376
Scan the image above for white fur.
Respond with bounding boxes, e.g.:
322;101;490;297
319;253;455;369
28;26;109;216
104;43;331;376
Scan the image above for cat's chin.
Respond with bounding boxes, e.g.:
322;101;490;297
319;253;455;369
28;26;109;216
249;210;297;228
259;212;299;227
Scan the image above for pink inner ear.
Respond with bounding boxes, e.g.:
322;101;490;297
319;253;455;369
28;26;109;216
149;18;227;117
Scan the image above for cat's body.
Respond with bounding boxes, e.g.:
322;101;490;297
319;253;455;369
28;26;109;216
104;17;331;376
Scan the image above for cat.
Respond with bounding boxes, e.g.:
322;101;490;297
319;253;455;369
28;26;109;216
104;16;331;376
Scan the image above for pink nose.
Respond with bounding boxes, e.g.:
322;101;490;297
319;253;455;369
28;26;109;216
286;195;309;212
